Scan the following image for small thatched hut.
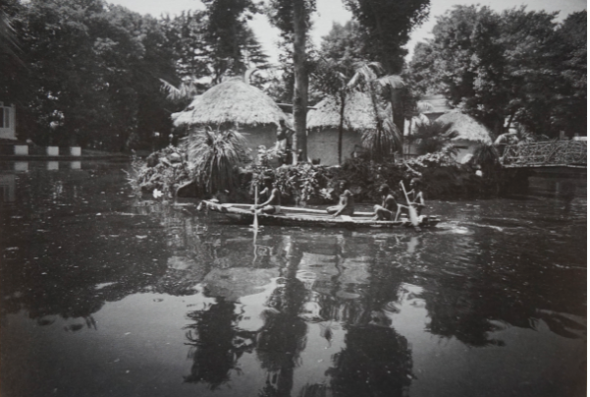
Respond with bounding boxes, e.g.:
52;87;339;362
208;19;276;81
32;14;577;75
417;94;452;122
306;91;378;165
172;77;290;160
436;111;493;163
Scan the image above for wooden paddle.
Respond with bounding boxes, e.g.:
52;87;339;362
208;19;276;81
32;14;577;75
400;181;419;227
252;183;259;231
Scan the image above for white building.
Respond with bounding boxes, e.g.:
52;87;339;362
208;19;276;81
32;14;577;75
0;102;16;140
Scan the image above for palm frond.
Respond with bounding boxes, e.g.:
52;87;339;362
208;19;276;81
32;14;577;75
471;143;500;167
376;74;406;90
409;122;458;155
160;78;200;101
187;126;251;193
347;62;383;91
361;115;401;162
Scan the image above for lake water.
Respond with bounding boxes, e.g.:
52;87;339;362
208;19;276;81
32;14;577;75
0;161;586;397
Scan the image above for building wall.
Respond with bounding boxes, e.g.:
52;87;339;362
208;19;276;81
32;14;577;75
239;125;278;162
0;103;16;140
307;128;362;166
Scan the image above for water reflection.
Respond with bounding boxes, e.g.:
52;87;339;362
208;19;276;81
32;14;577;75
0;162;586;397
14;161;28;172
0;173;15;202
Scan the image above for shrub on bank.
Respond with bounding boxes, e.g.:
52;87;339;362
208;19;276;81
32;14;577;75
128;143;504;203
127;145;193;199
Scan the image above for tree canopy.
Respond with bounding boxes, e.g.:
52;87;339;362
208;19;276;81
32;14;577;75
343;0;430;74
408;6;587;138
1;0;270;151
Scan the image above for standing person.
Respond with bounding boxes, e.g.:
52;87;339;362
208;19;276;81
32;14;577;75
372;184;399;220
407;177;425;215
327;181;355;217
395;178;425;220
253;180;282;214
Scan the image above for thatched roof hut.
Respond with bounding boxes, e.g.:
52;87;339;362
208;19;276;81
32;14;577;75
436;111;492;144
171;77;289;128
307;91;380;132
305;91;385;165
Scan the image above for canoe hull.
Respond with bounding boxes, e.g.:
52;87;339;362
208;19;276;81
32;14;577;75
201;201;441;229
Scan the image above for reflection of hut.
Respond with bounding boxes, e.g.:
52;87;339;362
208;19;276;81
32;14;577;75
306;91;378;166
436;111;493;163
172;77;290;161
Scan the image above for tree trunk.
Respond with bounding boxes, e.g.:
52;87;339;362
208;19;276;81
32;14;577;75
390;89;404;158
338;92;346;164
292;0;308;164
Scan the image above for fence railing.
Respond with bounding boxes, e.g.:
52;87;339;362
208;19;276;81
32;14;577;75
500;140;587;168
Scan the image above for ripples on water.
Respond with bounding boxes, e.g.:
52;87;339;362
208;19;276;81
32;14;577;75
0;162;586;397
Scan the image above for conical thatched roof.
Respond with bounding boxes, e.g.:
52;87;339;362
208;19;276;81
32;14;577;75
172;77;289;128
307;91;380;132
436;111;492;144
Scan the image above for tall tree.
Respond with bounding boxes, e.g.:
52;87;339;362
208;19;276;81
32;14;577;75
12;0;176;150
203;0;267;83
267;0;317;163
553;11;587;136
343;0;430;74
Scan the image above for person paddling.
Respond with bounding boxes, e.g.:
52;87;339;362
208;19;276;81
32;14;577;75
395;177;425;221
372;184;400;220
327;180;355;218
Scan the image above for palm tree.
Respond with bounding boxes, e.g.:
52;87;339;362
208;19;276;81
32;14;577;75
409;122;456;155
312;58;350;164
187;126;251;194
472;143;501;171
347;62;404;162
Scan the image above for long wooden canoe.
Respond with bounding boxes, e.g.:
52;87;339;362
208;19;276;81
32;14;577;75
199;200;441;229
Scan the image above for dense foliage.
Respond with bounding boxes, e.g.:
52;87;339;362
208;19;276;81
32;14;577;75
408;6;587;138
130;139;508;205
1;0;269;151
343;0;430;74
3;0;177;149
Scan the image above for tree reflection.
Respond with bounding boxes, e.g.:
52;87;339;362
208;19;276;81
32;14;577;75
322;235;414;397
256;241;308;397
327;325;413;397
184;298;256;389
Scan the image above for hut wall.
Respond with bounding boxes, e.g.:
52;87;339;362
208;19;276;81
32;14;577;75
239;125;278;161
308;128;361;166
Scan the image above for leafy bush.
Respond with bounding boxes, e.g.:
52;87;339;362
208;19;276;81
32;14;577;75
247;162;336;205
127;144;192;199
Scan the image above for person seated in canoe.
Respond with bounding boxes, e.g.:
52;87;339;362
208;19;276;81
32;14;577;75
395;177;425;221
253;181;282;215
327;180;355;218
372;184;400;220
